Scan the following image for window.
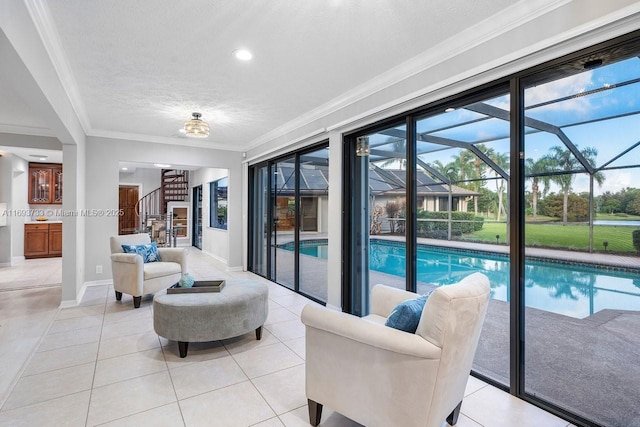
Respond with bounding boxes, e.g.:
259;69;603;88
210;177;228;229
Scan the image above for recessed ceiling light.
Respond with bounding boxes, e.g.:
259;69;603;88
233;49;253;61
154;163;171;168
121;167;128;171
30;154;48;160
445;107;455;113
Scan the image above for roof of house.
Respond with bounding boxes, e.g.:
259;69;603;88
273;164;479;197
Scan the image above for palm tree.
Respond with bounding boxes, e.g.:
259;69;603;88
378;137;407;170
543;145;604;224
525;157;553;220
486;150;509;221
431;160;457;184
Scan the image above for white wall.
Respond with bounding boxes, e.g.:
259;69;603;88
0;154;12;265
10;155;28;258
84;136;243;284
119;167;162;198
192;168;230;263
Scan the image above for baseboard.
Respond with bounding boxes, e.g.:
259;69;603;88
0;262;11;268
12;256;25;262
84;279;112;287
225;266;243;272
61;280;112;308
59;299;79;309
201;250;228;265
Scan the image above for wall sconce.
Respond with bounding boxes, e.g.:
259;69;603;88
356;136;370;157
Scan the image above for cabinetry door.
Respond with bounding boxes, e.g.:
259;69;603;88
25;224;49;258
29;167;52;204
49;223;63;256
53;166;63;204
28;163;63;204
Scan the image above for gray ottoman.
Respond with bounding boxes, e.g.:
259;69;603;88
153;280;269;357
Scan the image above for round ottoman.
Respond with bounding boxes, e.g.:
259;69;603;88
153;280;269;357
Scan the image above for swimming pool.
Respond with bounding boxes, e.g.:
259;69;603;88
293;239;640;319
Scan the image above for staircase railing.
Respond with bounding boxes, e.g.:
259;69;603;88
161;169;190;214
135;187;162;232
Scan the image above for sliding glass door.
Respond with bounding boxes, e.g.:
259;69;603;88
272;156;296;289
250;165;269;277
521;41;640;427
248;143;329;303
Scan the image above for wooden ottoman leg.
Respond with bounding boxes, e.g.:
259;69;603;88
308;399;323;426
255;326;263;340
115;291;122;301
133;296;141;308
178;341;189;358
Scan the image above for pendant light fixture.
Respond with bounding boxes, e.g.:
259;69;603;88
184;112;210;138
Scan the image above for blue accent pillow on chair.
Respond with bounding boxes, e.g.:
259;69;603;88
385;292;432;333
121;242;161;263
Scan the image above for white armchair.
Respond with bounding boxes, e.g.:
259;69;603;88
110;233;187;308
301;272;490;427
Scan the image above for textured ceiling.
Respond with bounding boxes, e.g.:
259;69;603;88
1;0;516;149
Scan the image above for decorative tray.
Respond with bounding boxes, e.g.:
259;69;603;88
167;280;225;294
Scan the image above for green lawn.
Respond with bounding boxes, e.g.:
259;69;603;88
465;221;639;253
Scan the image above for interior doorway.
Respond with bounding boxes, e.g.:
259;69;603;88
118;185;139;235
192;185;202;249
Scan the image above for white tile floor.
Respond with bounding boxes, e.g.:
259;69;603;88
0;250;575;427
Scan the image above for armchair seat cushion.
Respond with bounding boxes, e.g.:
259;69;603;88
143;261;182;280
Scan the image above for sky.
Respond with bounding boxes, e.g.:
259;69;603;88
376;56;640;196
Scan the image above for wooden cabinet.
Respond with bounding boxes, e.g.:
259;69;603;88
48;223;63;256
29;163;63;204
24;223;62;258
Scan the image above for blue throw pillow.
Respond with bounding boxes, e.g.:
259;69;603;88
121;242;161;263
385;292;432;333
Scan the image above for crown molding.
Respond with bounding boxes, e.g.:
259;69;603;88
86;128;244;152
0;124;56;137
245;0;571;150
24;0;91;134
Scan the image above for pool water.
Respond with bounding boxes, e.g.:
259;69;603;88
296;239;640;319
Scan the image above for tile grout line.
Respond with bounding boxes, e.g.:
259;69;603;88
0;298;62;412
83;287;110;427
158;333;187;427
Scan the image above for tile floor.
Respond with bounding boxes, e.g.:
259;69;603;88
0;250;576;427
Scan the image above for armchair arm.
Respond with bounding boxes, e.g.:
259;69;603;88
110;253;142;264
157;248;187;273
370;284;420;318
110;253;144;296
301;304;441;359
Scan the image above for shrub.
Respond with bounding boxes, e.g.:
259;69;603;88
633;229;640;253
539;194;589;222
416;211;484;236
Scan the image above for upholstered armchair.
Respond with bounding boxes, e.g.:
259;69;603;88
301;272;490;427
110;233;187;308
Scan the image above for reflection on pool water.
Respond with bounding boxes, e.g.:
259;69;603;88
294;239;640;319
